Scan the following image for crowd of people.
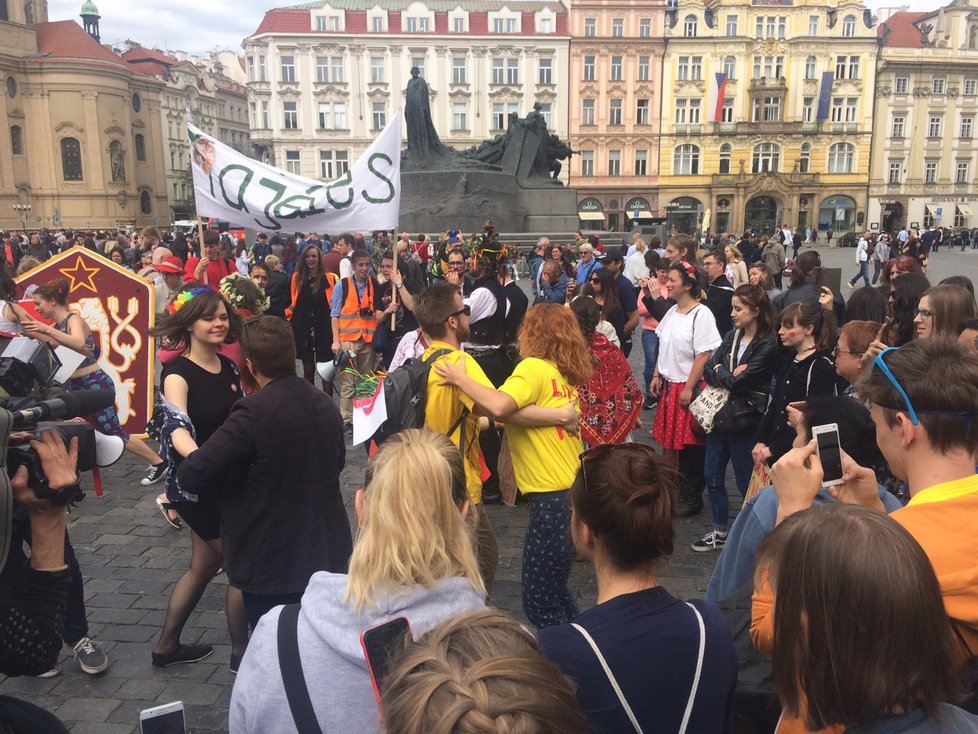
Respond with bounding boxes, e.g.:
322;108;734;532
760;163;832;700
3;219;978;734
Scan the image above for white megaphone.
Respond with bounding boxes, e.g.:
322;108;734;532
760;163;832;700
93;430;125;467
317;349;353;383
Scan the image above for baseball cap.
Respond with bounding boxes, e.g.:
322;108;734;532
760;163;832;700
602;249;625;264
157;256;184;274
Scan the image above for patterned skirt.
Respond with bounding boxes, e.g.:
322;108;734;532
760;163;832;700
66;368;127;442
652;379;705;451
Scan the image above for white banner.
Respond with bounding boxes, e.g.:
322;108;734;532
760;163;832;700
188;112;402;232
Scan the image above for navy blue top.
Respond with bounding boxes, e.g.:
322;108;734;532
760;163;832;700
539;587;737;734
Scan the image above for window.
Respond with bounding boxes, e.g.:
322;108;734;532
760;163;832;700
612;18;623;36
583;56;595;81
582;99;595;125
721;98;734;123
261;101;269;128
957;160;970;184
318;102;346;129
684;14;697;37
962;116;974;139
453;16;465;32
925;160;938;183
778;17;786;38
723;56;736;79
610;56;622;81
317;57;329;82
283;101;298;129
281;55;295;82
411;57;426;78
635;150;647;176
140;190;151;215
803;97;814;123
584;17;595;36
691;56;702;80
491;101;518;130
689;99;701;123
638;56;650;81
453;57;467;84
845;98;858;123
675;99;688;124
674;144;700;175
895;76;909;94
316;15;327;30
406;17;431;32
371;102;386;130
831;97;844;123
835;56;847;79
932;77;946;95
678;56;690;81
929;115;943;138
842;14;856;37
640;18;651;37
753;96;782;122
331;57;344;83
726;15;738;36
10;125;22;155
891;115;905;138
956;206;967;228
609;99;622;125
805;56;816;79
320;150;350;179
134;133;145;162
719;143;731;173
492;58;504;84
506;58;519;84
848;56;860;80
799;142;811;173
636;98;650;125
608;150;621;176
540;17;552;33
285;150;300;175
753;55;784;79
452;103;467;131
888;161;902;184
258;55;266;81
809;15;819;35
247;57;255;81
581;150;594;176
372;15;385;31
538;58;552;84
827;142;854;173
370;57;384;83
752;142;780;173
492;17;517;32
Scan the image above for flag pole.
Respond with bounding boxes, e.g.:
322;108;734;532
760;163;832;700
390;227;398;332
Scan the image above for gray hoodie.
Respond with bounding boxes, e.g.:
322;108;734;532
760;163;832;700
230;572;486;733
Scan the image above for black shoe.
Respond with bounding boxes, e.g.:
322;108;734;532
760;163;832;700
643;395;657;410
151;644;213;668
141;461;169;486
343;423;353;438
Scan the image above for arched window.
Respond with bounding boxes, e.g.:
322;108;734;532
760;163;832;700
109;140;125;182
719;143;732;174
723;56;736;79
673;144;700;175
752;142;780;173
799;143;811;173
805;56;817;80
61;137;83;180
140;190;152;214
684;14;697;37
842;14;856;37
10;125;22;155
827;142;855;173
134;133;146;162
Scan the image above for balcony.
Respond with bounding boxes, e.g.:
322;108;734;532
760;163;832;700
749;76;787;91
674;123;702;134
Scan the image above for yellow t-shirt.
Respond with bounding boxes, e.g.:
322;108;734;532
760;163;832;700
423;341;492;505
499;356;582;494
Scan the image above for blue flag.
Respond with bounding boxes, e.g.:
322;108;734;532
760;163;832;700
816;71;834;121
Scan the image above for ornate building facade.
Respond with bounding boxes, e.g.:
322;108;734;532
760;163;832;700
657;0;877;236
870;4;978;234
0;0;169;230
566;0;668;233
243;0;569;185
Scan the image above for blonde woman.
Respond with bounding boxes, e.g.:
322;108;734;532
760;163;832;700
624;238;651;286
230;429;486;733
724;244;749;288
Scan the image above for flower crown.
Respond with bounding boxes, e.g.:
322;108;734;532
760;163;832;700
466;224;511;269
166;285;215;315
677;260;698;279
219;272;270;314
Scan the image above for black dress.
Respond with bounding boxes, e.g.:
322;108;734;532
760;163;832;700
265;270;289;318
290;274;333;362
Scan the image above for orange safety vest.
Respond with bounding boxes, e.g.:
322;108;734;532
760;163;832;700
285;271;338;320
337;275;377;344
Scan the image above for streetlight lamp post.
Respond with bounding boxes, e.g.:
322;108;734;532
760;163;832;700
12;204;31;232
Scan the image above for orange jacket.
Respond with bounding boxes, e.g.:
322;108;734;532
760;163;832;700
286;271;338;321
336;275;377;344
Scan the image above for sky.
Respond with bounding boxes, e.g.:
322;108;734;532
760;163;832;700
48;0;944;55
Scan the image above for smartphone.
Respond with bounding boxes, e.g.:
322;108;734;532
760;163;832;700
361;617;412;702
139;702;186;734
787;401;807;412
812;423;844;487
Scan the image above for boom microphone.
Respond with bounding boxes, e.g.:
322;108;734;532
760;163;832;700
11;389;116;429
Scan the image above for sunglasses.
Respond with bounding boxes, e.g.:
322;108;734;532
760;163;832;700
578;443;657;493
447;304;471;320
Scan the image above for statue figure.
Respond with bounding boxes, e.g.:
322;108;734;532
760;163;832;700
110;143;126;182
405;67;449;162
546;134;574;181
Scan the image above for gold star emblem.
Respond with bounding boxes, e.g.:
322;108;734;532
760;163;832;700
59;255;100;294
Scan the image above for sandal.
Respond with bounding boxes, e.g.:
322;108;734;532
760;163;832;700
155;495;183;530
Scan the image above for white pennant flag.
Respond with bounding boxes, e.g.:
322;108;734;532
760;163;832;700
188;112;402;232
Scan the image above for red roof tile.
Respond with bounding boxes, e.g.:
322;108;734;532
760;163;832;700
253;9;311;35
879;11;927;48
121;45;177;66
35;20;127;68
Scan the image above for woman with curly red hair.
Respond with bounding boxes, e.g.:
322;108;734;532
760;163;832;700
436;303;591;628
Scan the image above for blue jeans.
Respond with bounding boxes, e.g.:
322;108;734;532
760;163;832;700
641;329;659;395
849;261;869;287
704;431;755;530
522;491;578;628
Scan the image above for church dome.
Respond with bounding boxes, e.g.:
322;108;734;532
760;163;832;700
80;1;100;17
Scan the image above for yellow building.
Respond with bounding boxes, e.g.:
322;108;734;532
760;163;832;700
658;0;877;237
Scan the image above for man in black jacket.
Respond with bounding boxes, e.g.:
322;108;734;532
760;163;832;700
703;250;734;335
179;316;352;631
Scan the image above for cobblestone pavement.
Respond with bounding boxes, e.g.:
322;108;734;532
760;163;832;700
4;247;975;732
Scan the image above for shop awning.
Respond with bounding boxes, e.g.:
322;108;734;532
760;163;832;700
958;204;973;217
924;205;936;216
625;211;652;219
578;212;605;221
